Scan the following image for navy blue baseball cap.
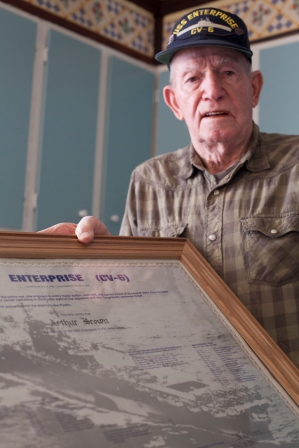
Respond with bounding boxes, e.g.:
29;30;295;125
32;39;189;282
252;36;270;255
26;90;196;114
155;7;252;65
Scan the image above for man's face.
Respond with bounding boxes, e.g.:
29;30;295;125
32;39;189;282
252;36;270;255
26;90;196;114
163;46;263;151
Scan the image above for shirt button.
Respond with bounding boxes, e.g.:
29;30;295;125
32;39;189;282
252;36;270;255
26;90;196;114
270;229;278;234
213;190;220;196
208;234;217;241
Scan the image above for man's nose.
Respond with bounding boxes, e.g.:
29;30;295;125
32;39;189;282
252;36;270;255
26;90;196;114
201;71;224;101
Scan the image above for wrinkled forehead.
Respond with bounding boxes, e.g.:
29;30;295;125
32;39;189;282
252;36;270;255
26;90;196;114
170;45;245;68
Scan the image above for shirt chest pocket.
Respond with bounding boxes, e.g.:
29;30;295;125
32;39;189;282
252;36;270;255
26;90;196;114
241;213;299;286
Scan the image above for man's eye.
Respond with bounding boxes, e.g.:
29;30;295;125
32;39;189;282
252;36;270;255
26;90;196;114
224;71;235;76
187;76;198;83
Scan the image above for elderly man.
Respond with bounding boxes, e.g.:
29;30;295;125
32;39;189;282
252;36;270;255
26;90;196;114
42;8;299;368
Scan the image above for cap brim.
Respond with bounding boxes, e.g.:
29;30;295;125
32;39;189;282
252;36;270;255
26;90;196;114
155;40;253;65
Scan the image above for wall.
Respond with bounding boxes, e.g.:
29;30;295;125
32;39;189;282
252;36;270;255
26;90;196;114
0;7;36;229
17;0;155;60
252;34;299;135
11;0;299;61
155;69;190;156
0;2;155;235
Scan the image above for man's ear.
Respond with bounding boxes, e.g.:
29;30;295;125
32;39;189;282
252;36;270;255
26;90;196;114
163;85;184;120
251;70;263;108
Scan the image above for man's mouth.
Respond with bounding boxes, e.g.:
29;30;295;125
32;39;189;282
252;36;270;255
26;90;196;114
204;111;229;117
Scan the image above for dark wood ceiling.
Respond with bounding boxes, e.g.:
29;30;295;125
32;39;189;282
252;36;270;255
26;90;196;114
130;0;207;16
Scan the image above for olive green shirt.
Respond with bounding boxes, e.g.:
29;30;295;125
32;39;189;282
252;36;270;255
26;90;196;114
120;124;299;368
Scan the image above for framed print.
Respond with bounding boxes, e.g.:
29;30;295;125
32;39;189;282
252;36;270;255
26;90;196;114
0;232;298;448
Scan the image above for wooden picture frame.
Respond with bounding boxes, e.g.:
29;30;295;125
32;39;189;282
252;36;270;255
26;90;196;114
0;231;298;447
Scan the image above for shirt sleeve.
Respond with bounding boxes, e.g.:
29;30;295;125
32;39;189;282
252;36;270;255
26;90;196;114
119;171;137;236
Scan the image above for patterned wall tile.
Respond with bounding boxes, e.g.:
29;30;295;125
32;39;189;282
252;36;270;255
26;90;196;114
235;1;278;39
281;0;299;25
33;0;61;15
18;0;299;58
85;1;112;31
56;0;79;16
163;0;299;49
70;4;94;29
20;0;155;57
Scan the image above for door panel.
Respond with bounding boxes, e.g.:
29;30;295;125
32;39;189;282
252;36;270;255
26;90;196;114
36;30;101;230
101;57;155;235
0;8;36;229
259;41;299;135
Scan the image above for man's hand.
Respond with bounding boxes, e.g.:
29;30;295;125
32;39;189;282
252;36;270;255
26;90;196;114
76;216;111;242
38;216;111;243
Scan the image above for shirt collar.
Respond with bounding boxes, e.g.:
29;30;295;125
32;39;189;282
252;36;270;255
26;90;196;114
173;144;197;180
175;122;271;180
244;123;271;172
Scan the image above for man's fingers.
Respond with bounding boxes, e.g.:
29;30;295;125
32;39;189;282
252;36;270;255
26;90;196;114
75;216;111;243
38;223;77;235
38;217;110;244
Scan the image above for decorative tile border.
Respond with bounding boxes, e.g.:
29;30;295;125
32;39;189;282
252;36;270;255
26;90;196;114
20;0;155;57
14;0;299;59
163;0;299;49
